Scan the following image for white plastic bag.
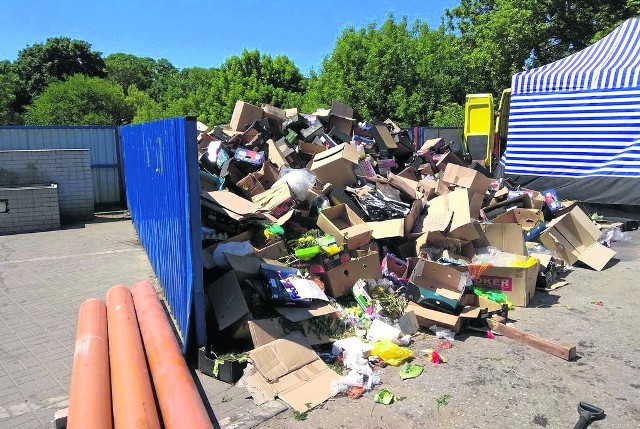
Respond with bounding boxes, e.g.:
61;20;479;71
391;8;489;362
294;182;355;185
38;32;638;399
272;167;316;200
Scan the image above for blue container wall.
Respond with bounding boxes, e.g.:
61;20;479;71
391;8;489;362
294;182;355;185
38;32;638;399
405;126;464;149
120;117;205;352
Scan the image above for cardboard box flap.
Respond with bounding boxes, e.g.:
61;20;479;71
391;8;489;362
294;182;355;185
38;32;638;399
202;190;263;217
331;99;354;119
493;208;541;230
481;223;527;256
409;259;464;300
406;302;461;333
412;211;453;234
367;218;405;239
249;331;318;382
207;271;250;330
313;143;359;165
577;243;616;271
276;301;339;323
441;164;493;194
278;361;339;412
373;124;398;149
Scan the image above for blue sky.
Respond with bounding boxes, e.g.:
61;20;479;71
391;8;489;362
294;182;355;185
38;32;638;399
0;0;458;74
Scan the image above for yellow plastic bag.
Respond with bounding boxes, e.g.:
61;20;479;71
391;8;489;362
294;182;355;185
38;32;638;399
370;339;413;366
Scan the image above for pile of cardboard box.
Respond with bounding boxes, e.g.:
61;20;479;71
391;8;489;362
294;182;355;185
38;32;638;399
196;99;620;411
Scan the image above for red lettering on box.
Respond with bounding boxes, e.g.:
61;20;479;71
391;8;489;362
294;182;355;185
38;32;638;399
476;275;513;292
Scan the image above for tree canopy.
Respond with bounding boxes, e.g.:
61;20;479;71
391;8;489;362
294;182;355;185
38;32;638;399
1;3;638;126
25;75;133;125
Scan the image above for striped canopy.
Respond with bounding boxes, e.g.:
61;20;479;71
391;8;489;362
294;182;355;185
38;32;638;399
504;18;640;187
513;18;640;94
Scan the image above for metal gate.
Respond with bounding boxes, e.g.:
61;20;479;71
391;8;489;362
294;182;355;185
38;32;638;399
120;117;205;352
0;125;124;207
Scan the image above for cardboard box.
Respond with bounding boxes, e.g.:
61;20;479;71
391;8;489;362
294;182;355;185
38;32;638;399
248;316;335;348
310;143;359;187
441;164;493;194
230;100;263;131
262;104;286;122
246;331;340;412
316;204;373;250
539;206;616;271
405;302;461;333
206;271;250;330
366;199;421;239
414;231;475;261
408;259;465;302
475;262;539;307
321;250;381;298
254;240;287;260
427;188;484;240
492;208;542;231
479;223;527;256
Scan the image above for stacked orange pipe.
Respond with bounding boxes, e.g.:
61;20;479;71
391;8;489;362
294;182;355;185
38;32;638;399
67;298;112;429
106;285;161;429
131;281;213;429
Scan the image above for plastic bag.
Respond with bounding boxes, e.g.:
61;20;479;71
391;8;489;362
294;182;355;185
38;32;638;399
273;167;316;200
370;339;413;366
473;247;537;268
598;226;630;247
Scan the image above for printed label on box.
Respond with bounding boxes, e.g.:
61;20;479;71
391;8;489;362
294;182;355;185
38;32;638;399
476;275;513;292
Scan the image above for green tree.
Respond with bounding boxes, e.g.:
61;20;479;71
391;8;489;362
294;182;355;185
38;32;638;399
431;103;465;127
148;58;179;103
24;75;133;125
125;85;170;123
446;0;640;95
105;53;155;94
12;37;106;111
306;16;465;125
0;61;20;124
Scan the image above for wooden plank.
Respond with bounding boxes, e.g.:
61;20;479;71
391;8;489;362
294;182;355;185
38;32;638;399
487;318;577;361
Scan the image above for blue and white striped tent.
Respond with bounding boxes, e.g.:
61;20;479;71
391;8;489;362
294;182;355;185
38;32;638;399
502;18;640;204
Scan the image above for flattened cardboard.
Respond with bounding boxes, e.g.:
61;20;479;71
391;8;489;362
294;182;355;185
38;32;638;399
418;178;438;200
441;164;493;194
322;251;381;298
331;99;354;119
247;332;340;412
480;223;527;256
540;206;616;271
408;259;464;301
267;138;290;168
372;124;398;150
388;173;418;199
207;271;250;330
254;240;287;260
406;302;461;333
317;204;373;250
412;211;453;235
248;317;334;348
201;190;265;220
230;100;263;131
419;138;444;153
310;143;359;186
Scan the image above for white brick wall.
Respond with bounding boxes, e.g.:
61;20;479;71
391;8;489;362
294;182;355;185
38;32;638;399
0;149;93;222
0;185;61;234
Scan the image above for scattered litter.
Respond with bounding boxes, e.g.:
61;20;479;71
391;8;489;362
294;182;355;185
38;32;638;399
399;363;424;380
374;388;396;405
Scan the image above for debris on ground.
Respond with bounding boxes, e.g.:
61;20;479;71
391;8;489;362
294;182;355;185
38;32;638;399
194;98;628;414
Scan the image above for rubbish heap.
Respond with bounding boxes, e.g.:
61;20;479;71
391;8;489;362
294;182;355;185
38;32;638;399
195;99;629;413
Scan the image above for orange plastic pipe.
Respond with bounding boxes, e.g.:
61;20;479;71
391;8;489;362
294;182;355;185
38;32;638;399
106;285;161;429
131;281;213;429
67;298;112;429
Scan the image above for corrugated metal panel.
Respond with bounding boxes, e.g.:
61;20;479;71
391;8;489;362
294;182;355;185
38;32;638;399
0;126;123;206
405;127;464;149
120;117;205;352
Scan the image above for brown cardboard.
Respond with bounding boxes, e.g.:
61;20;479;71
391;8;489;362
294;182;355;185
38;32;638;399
435;151;466;170
248;317;334;348
275;300;338;323
299;142;327;155
427;188;483;240
388;173;418;199
475;263;539;307
247;331;340;412
206;271;250;330
383;118;402;134
310;143;359;187
408;259;464;301
365;199;421;239
254;240;287;259
284;107;299;117
539;206;616;271
373;124;398;150
322;250;381;298
331;99;354;119
492;208;542;230
251;183;294;217
230;100;263;131
317;204;373;250
267;138;290;168
412;211;453;235
405;302;461;333
419;138;444;153
418;178;438;200
441;164;493;194
262;104;286;122
414;231;475;260
201;191;271;223
480;223;527;256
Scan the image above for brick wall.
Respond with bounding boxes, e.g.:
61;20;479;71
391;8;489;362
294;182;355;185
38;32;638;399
0;149;93;222
0;185;61;234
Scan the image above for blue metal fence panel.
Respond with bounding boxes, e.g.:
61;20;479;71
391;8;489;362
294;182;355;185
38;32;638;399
0;126;123;206
405;126;464;149
120;117;205;352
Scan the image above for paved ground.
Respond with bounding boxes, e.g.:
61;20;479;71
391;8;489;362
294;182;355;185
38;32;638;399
2;213;639;428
